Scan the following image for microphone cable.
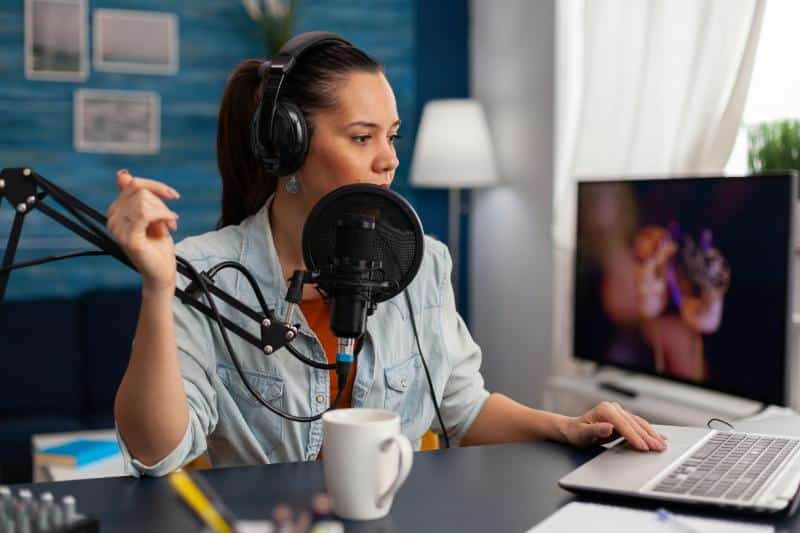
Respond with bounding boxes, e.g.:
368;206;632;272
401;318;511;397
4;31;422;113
176;255;345;422
203;261;336;372
404;289;450;449
0;250;108;272
372;225;450;448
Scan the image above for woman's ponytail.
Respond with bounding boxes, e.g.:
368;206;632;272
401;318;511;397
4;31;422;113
216;59;275;228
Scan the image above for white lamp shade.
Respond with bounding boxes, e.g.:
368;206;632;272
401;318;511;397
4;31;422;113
410;99;499;188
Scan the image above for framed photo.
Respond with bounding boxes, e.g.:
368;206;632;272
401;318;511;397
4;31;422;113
74;90;161;154
93;9;179;75
25;0;88;81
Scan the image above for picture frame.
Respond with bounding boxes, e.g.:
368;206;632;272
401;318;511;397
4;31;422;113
93;9;179;75
25;0;89;82
74;89;161;155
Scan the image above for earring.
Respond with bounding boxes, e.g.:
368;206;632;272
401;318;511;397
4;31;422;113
286;175;299;194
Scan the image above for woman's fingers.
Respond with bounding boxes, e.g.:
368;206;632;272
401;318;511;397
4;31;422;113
152;218;178;237
110;169;180;240
116;169;133;191
107;170;179;288
128;202;178;237
117;169;180;200
583;421;615;444
612;403;665;451
633;414;667;449
595;402;648;450
110;199;178;246
590;402;665;452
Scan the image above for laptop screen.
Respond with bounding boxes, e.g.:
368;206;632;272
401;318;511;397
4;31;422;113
573;174;794;405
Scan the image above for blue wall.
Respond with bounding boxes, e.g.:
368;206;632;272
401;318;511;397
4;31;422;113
415;0;470;320
0;0;468;314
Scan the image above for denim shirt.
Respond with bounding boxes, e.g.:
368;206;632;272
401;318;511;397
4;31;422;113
117;199;490;477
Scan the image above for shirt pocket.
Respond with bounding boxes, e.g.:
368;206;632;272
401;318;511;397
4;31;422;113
383;354;432;436
216;363;284;454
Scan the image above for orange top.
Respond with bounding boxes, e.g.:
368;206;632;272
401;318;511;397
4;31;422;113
297;298;356;408
299;298;441;454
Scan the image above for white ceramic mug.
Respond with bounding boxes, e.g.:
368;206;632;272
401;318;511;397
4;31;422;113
321;408;413;520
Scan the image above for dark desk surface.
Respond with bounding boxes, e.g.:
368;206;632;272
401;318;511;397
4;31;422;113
12;441;800;532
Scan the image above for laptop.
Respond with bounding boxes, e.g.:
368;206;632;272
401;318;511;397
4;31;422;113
559;425;800;513
564;174;800;513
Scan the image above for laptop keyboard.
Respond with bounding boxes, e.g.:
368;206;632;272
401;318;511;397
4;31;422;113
652;432;800;502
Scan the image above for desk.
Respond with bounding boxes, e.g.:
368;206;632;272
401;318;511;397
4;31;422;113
9;441;798;532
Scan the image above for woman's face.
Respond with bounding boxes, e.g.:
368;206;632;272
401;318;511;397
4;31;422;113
294;71;401;211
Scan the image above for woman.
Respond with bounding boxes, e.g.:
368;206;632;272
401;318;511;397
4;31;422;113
108;33;665;476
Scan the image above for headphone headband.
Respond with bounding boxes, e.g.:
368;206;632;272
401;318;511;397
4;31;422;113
257;60;270;79
271;31;352;72
254;32;352;175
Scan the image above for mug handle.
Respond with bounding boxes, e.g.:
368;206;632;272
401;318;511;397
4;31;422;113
375;434;414;509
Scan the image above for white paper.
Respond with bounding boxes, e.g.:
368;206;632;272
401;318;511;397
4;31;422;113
527;502;773;533
234;521;274;533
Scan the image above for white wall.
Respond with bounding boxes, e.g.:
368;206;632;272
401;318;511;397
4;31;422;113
469;0;556;406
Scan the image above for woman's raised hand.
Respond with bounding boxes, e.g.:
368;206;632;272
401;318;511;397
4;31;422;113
106;169;180;291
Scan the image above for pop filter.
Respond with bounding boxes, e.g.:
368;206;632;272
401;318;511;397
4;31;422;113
302;184;424;339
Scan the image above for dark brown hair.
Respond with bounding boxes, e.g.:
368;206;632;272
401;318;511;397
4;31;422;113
216;41;383;228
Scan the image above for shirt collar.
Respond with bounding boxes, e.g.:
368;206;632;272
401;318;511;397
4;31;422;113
238;194;288;315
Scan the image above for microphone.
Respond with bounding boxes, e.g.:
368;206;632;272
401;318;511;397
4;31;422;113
329;212;379;341
327;212;377;387
291;184;425;393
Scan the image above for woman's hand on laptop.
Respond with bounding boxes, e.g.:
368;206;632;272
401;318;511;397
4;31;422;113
560;401;666;452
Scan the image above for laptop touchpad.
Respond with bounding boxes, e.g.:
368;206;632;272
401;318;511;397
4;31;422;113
560;425;713;494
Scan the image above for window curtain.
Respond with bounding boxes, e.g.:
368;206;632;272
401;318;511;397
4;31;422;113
551;0;766;377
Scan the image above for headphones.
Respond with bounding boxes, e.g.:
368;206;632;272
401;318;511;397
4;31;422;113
251;31;352;177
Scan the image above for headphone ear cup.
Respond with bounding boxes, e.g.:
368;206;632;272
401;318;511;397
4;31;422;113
271;100;310;176
250;100;270;161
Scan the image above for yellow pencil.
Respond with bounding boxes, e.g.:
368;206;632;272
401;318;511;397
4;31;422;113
168;470;234;533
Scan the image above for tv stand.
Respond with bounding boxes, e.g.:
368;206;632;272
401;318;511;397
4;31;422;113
544;367;766;426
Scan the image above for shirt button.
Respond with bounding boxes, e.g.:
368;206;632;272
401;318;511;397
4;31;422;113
400;379;408;388
306;452;316;461
315;394;325;404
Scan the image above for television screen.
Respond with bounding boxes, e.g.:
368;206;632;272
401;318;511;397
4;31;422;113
573;174;794;405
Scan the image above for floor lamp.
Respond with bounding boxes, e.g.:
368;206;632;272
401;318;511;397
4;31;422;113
410;99;499;307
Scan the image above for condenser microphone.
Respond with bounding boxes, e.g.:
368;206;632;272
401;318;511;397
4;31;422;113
300;184;425;385
328;212;379;340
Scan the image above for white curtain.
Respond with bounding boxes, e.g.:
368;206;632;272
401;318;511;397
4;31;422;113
551;0;766;377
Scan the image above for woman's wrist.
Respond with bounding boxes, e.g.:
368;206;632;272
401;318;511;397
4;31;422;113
518;404;573;443
547;412;573;444
141;279;176;299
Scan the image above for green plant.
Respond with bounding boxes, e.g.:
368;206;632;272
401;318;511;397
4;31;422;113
747;119;800;173
242;0;300;56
